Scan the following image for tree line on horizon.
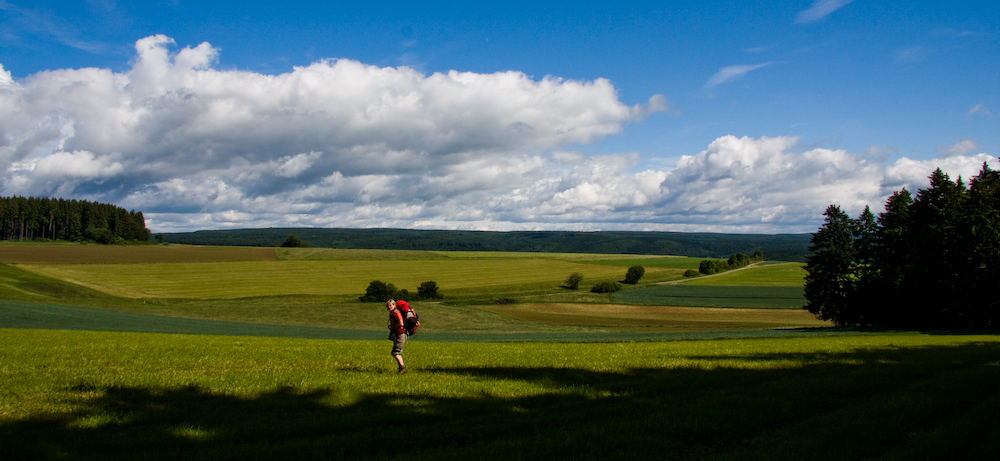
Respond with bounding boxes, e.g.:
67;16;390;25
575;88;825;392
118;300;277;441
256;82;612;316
805;163;999;329
163;228;812;261
0;196;151;244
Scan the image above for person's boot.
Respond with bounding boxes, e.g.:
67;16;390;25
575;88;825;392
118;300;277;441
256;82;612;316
398;366;408;374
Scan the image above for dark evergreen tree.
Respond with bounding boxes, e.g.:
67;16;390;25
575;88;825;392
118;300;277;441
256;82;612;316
907;169;967;326
961;163;1000;327
869;189;914;327
804;205;857;325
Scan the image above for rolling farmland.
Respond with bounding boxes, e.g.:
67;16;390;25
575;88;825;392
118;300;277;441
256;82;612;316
2;243;997;460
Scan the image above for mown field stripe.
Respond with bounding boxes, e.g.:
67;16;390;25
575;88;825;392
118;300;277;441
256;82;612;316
0;301;856;343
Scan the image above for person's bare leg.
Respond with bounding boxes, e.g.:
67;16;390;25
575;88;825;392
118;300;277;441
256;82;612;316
394;354;406;373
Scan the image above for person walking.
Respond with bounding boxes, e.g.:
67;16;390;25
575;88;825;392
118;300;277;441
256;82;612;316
386;299;408;374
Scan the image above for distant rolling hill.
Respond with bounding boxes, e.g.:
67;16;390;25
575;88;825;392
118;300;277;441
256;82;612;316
160;228;812;262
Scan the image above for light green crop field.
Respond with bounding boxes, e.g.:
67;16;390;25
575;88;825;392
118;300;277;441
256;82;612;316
16;258;664;299
3;329;999;460
683;262;807;286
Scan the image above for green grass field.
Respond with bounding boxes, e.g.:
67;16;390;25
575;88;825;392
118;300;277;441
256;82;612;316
684;262;807;286
611;285;806;309
3;329;998;460
15;255;684;299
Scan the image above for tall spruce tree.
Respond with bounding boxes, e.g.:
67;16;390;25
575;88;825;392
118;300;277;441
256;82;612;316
907;169;967;326
804;205;858;325
962;163;1000;327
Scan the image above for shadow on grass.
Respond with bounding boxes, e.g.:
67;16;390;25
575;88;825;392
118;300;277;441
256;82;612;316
4;343;1000;460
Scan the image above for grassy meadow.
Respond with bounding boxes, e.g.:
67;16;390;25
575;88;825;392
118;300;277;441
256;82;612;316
2;243;998;459
3;328;999;460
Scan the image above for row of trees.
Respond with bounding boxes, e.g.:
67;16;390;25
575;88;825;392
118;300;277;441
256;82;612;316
0;196;151;243
562;265;647;294
805;164;999;329
359;280;443;302
697;251;763;275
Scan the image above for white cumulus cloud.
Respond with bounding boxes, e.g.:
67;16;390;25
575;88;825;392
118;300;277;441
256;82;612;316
1;35;997;234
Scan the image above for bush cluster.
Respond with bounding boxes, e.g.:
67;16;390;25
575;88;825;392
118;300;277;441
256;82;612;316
590;281;622;293
359;280;443;302
698;250;763;275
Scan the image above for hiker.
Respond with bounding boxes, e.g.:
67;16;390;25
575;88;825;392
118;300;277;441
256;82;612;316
386;299;408;374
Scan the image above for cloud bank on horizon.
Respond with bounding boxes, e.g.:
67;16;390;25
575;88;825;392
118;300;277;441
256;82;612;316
1;35;996;234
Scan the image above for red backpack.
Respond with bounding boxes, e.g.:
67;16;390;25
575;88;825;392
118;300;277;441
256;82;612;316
396;300;420;335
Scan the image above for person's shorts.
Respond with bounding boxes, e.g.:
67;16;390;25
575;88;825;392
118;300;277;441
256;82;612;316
390;332;407;356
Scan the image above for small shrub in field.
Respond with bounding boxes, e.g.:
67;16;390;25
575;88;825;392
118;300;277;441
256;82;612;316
683;269;700;277
624;265;645;284
417;281;443;300
591;281;622;293
564;272;584;290
359;280;397;302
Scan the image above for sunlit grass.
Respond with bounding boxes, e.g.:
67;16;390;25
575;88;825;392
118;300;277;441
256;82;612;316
17;258;649;299
3;329;999;460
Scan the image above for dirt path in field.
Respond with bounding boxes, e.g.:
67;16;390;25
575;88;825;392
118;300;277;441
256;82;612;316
657;262;767;285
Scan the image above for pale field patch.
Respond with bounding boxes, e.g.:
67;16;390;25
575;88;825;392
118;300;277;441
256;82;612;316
16;259;651;299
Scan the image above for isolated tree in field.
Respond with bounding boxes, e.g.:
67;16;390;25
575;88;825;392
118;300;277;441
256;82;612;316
623;265;645;284
359;280;397;302
281;234;307;247
564;272;584;290
752;249;764;261
417;281;443;300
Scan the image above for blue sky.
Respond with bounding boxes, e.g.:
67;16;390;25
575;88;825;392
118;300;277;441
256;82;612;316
0;1;997;233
